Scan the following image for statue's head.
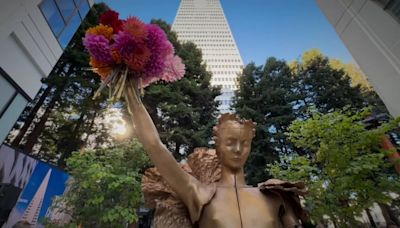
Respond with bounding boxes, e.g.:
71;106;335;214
213;114;256;172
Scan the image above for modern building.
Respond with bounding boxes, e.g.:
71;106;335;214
316;0;400;117
172;0;244;113
0;0;94;143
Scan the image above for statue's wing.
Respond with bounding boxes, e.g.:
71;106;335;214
258;179;309;223
187;148;221;184
152;197;192;228
141;148;220;227
141;166;193;228
258;179;307;196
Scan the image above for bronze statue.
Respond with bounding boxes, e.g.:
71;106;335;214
125;80;307;228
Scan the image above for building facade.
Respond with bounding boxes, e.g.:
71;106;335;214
0;0;94;143
316;0;400;117
172;0;244;113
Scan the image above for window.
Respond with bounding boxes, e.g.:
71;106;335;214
40;0;64;36
56;0;75;21
0;75;16;118
39;0;91;49
0;68;31;119
373;0;400;22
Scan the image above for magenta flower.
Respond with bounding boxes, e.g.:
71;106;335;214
143;25;174;76
83;34;113;64
144;54;165;77
161;55;186;82
83;12;187;90
113;31;138;59
145;24;174;57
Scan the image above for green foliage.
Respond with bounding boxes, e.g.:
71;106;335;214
47;140;149;227
233;58;296;185
143;20;221;160
329;59;371;90
329;58;389;114
269;109;400;226
292;49;365;117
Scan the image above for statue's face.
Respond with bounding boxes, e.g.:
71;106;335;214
216;121;253;172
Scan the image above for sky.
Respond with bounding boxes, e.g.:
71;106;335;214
97;0;354;66
14;162;69;225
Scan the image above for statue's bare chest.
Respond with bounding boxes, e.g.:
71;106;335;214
199;186;283;228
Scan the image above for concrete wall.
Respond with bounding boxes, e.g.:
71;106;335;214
0;0;64;98
316;0;400;117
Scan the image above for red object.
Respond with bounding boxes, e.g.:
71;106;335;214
381;136;400;174
100;10;123;33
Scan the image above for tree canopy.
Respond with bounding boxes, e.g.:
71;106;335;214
46;140;149;227
233;58;296;185
269;109;400;226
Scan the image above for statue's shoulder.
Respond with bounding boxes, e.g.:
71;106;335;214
258;179;308;223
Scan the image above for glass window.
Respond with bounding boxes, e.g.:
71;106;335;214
78;0;90;19
39;0;65;36
373;0;400;22
40;0;90;49
56;0;76;21
0;75;16;116
73;0;83;6
59;13;81;48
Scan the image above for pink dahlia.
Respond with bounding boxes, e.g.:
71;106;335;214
161;55;185;82
113;31;151;71
83;34;113;64
123;17;148;40
143;24;174;76
141;75;161;88
145;24;174;57
113;31;137;58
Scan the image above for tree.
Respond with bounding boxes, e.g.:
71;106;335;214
142;20;221;160
329;59;371;90
269;109;400;227
291;49;365;118
5;3;112;166
233;58;296;185
329;58;389;115
46;140;149;227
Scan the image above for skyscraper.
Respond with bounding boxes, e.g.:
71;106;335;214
22;169;52;226
172;0;244;113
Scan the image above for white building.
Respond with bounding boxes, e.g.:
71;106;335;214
172;0;244;113
316;0;400;117
0;0;94;143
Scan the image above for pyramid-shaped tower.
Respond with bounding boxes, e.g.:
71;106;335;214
21;169;52;226
172;0;244;113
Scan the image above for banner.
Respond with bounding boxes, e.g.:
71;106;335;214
0;145;70;228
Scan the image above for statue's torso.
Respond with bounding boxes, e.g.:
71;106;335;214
199;186;283;228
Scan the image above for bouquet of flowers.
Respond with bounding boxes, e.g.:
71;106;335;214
83;10;185;101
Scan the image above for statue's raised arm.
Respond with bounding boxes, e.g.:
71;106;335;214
125;80;188;188
124;80;215;224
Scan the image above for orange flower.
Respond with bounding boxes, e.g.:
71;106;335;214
90;57;112;80
122;17;147;40
125;43;151;71
86;24;114;40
